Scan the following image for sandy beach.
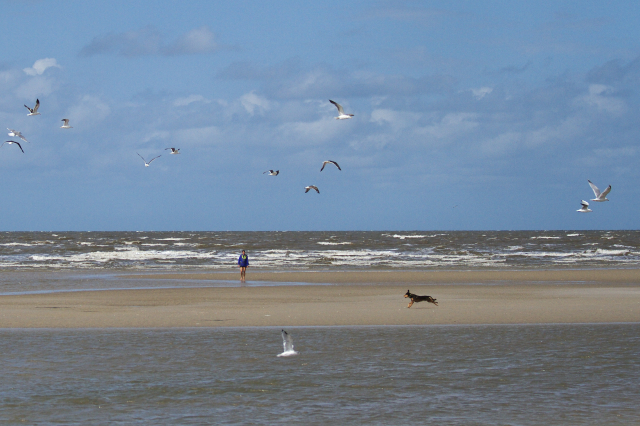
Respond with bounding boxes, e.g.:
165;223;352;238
1;269;639;328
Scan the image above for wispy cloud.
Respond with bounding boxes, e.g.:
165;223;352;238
79;26;220;57
23;58;61;76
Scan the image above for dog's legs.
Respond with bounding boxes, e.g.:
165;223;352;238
407;300;414;308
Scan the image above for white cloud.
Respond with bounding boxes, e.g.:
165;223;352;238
414;113;479;140
470;87;493;100
23;58;61;76
370;108;421;130
142;131;171;143
240;91;271;115
65;95;111;128
164;26;219;55
173;94;211;107
577;84;626;114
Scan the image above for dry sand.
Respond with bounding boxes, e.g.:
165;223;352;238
1;270;639;328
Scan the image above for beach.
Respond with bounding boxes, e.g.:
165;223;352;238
2;269;639;328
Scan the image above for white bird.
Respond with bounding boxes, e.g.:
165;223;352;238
165;147;180;154
329;100;354;119
7;128;29;143
277;329;298;357
588;180;611;202
263;170;279;176
24;99;40;116
577;200;592;213
2;140;24;153
305;185;319;193
137;152;161;167
320;160;341;171
60;119;73;129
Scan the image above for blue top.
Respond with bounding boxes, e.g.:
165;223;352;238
238;254;249;267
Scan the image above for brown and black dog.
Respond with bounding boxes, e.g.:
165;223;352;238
404;289;438;308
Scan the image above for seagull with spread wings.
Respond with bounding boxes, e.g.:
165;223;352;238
329;100;354;119
24;99;40;116
7;129;29;143
277;330;298;357
577;200;592;213
320;160;341;171
165;147;180;154
263;170;279;176
137;152;161;167
60;119;73;129
588;180;611;202
305;185;319;194
2;141;24;153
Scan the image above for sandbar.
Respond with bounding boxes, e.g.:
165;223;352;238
1;269;639;328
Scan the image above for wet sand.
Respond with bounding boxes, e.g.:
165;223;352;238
1;270;639;328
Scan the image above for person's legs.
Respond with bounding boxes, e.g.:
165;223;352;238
240;267;246;281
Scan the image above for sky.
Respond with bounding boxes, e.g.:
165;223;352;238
1;0;639;231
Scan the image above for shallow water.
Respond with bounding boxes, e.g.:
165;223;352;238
2;324;639;425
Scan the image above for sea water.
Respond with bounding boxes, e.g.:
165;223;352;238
1;325;639;424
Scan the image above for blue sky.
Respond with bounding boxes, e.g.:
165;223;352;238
1;0;639;231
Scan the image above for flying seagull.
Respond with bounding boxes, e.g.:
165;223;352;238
320;160;341;171
277;329;298;357
577;200;592;213
60;119;72;129
137;152;161;167
329;100;354;120
7;129;29;143
165;148;180;154
2;141;24;153
305;185;319;194
263;170;279;176
24;99;40;116
588;180;611;202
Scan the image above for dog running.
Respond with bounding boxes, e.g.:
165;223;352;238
404;289;438;308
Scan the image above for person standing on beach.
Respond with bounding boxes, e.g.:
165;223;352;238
238;250;249;282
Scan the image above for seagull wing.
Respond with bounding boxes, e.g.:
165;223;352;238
312;186;319;193
33;99;40;113
320;162;326;171
305;187;310;193
330;161;341;170
329;100;344;114
7;128;16;136
137;152;146;163
148;155;161;164
601;185;612;197
18;134;28;143
15;141;24;153
61;119;69;126
588;180;601;198
24;104;33;113
581;200;589;208
281;330;294;352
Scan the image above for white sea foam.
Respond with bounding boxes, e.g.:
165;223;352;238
317;242;353;245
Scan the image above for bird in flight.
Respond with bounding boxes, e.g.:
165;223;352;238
137;152;161;167
320;160;341;171
60;119;73;129
329;100;354;120
305;185;320;193
577;200;592;213
7;129;29;143
165;148;180;154
588;180;611;202
263;170;279;176
2;141;24;153
277;329;298;357
24;99;40;116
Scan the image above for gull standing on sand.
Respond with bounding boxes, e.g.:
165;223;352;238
320;160;341;171
137;152;161;167
60;119;73;129
588;180;611;202
277;330;298;357
329;100;354;120
165;148;180;154
7;129;29;143
305;185;319;193
577;200;592;213
2;141;25;153
263;170;279;176
24;99;40;116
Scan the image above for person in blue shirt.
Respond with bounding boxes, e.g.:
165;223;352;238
238;250;249;282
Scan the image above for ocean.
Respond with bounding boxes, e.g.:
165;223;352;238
1;231;639;424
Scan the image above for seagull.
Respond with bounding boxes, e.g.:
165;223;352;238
60;119;73;129
305;185;319;194
263;170;279;176
320;160;341;171
577;200;592;213
277;329;298;357
7;129;29;143
329;100;354;120
24;99;40;116
165;148;180;154
137;152;161;167
588;180;611;202
2;141;24;153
